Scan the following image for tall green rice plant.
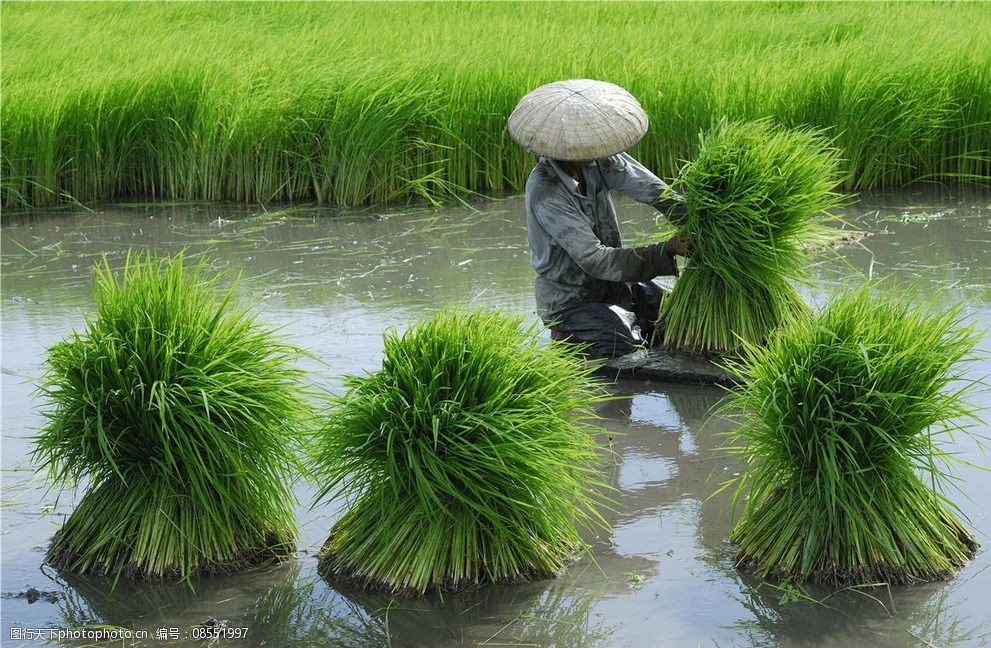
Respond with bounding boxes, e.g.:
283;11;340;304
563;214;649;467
34;251;308;581
721;283;982;584
4;3;989;208
311;307;609;595
659;120;846;355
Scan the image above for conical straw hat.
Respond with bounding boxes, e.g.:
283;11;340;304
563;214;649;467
508;79;649;161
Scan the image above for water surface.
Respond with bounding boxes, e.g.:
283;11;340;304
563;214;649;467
2;189;990;647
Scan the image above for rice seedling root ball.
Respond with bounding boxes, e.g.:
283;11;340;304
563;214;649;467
722;283;981;585
659;119;846;356
311;307;610;596
34;252;309;581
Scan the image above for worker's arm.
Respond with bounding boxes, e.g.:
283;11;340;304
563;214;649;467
599;153;688;224
533;191;678;282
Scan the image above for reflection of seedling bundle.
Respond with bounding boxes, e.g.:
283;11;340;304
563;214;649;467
659;120;846;355
722;284;981;584
326;578;609;646
35;252;308;580
312;308;609;595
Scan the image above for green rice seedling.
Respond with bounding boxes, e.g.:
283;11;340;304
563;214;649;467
34;251;309;581
720;282;982;585
658;119;847;355
311;307;610;595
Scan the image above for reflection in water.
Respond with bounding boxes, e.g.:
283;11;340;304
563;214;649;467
321;579;613;647
598;384;738;559
905;582;991;648
54;563;388;647
52;561;619;647
2;189;990;647
733;569;991;648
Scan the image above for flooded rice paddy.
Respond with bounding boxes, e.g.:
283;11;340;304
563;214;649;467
2;188;990;647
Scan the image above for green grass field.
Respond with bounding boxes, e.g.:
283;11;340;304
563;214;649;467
2;1;989;208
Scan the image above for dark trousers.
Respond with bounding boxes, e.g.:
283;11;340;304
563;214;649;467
549;281;667;358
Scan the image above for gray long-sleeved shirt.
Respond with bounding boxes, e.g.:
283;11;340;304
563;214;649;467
525;152;678;323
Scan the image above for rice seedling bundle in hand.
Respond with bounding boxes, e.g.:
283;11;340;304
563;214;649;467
659;120;846;355
311;307;609;595
34;252;308;581
722;283;981;584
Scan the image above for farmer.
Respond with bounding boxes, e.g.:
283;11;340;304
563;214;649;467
508;78;690;358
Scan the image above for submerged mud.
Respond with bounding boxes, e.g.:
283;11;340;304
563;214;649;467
2;189;990;647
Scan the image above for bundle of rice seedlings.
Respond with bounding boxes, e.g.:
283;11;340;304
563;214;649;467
34;251;308;581
311;307;609;595
721;283;982;584
659;119;847;355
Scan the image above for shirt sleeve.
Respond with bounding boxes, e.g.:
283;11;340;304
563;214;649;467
533;191;678;282
598;152;671;205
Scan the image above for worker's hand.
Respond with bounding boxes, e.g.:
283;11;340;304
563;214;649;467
665;232;694;257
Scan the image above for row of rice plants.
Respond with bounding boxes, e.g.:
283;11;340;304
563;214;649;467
3;1;990;207
36;251;984;593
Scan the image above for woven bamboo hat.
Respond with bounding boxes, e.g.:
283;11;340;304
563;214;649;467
508;79;648;161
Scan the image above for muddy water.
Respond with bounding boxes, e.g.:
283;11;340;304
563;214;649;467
2;189;989;647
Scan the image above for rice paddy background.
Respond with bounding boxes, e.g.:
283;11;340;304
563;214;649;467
3;1;991;208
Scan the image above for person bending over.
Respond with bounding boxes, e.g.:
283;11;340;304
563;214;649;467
508;78;690;358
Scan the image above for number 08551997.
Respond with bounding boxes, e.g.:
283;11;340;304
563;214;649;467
191;626;249;640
